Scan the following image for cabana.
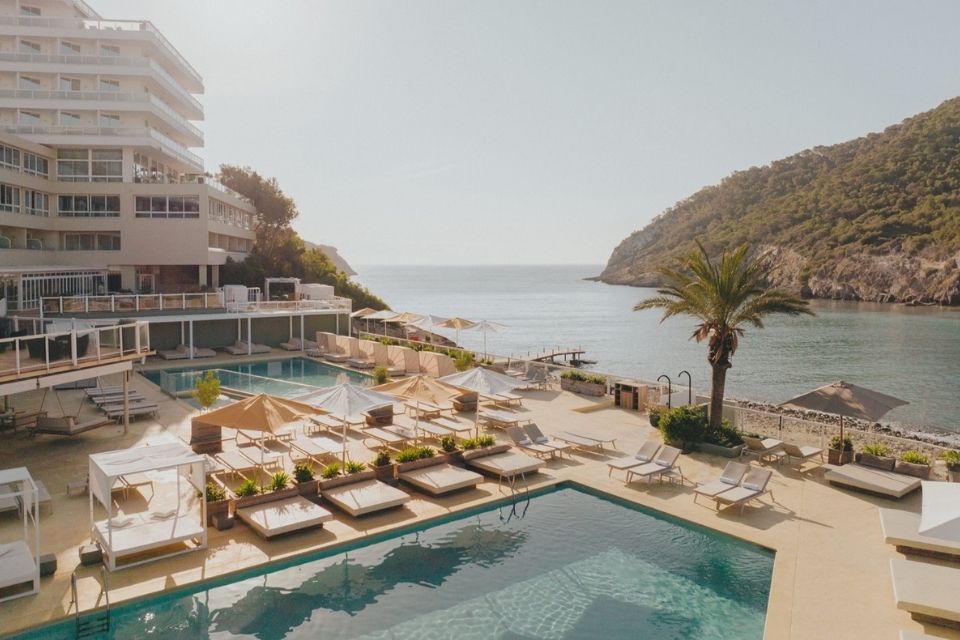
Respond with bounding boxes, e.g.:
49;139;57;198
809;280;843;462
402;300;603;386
0;468;40;603
419;351;456;378
89;442;207;571
387;344;420;375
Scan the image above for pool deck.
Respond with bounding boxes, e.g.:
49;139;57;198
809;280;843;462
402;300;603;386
0;363;956;639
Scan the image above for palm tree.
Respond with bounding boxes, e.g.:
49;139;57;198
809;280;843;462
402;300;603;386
635;242;813;429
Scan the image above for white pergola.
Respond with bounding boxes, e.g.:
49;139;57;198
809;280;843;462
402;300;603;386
0;468;40;603
89;442;206;571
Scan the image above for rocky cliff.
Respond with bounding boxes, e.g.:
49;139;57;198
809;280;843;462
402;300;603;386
303;240;356;276
598;98;960;304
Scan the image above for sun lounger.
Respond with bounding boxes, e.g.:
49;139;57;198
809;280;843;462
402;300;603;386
362;426;413;449
91;392;146;405
411;419;455;441
158;347;189;360
781;442;824;466
466;450;545;486
215;449;261;479
522;424;572;458
94;396;149;409
346;357;376;369
237;495;334;538
479;409;530;430
280;337;318;351
308;414;347;434
186;345;216;358
711;468;773;514
323;352;349;363
104;405;159;421
202;454;226;477
741;435;785;464
0;541;37;596
890;558;960;628
429;416;474;437
225;341;271;355
29;415;113;436
694;461;750;504
625;446;683;484
607;441;661;476
321;479;410;516
556;429;617;451
824;463;922;499
506;425;561;459
405;400;450;419
399;463;483;495
85;386;125;397
880;509;960;562
289;437;337;465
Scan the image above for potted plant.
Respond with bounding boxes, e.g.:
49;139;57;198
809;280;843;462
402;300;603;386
293;462;318;498
439;436;462;464
369;450;396;483
345;460;367;474
941;450;960;482
856;443;896;470
895;451;931;479
203;481;232;527
698;420;744;458
559;370;607;397
395;446;439;473
371;365;390;385
318;460;376;490
657;405;707;453
828;435;854;465
648;406;663;428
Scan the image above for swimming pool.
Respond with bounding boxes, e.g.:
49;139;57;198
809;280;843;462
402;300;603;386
16;486;773;639
142;358;369;400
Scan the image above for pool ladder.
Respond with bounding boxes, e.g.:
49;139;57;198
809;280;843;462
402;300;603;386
71;566;111;638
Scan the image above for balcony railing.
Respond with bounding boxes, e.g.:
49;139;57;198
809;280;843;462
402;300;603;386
41;292;225;316
0;320;151;381
0;52;203;113
0;14;202;86
226;298;354;313
0;89;203;139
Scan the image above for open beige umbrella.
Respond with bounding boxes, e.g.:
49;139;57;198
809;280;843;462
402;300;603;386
350;307;378;336
434;316;476;346
780;380;908;456
372;375;470;438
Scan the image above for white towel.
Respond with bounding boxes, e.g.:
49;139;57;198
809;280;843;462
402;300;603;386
151;509;177;521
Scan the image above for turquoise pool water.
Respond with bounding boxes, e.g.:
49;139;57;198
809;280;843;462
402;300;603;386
16;486;773;639
142;358;369;400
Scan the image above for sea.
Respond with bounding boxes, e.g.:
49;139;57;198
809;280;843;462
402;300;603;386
354;264;960;434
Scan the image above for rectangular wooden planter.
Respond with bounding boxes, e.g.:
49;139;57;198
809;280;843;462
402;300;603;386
894;460;931;479
396;456;445;474
318;469;376;491
235;486;299;509
828;449;855;465
296;478;319;498
697;442;744;458
441;450;463;465
206;498;233;527
559;378;606;397
372;464;397;484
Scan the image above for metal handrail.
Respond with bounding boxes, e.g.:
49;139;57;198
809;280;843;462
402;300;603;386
99;565;110;618
70;570;79;625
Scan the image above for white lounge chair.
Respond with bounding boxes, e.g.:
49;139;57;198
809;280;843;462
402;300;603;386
557;429;617;451
740;436;785;464
428;416;474;437
280;337;318;351
479;409;530;430
781;442;824;466
712;468;774;514
225;341;271;355
215;449;260;479
289;437;336;466
693;461;750;504
607;441;661;476
362;426;413;450
237;496;333;539
890;558;960;628
506;425;560;459
321;479;410;517
522;423;572;458
157;347;189;360
625;446;682;484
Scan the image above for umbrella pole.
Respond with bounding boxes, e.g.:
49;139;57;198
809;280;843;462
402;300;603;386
342;418;347;469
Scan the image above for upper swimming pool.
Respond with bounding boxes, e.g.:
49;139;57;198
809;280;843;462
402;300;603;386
15;485;773;639
142;357;369;400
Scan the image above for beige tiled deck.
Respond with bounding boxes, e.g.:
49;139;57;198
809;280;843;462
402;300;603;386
0;368;957;639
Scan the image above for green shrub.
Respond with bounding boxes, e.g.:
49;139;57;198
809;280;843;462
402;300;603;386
372;450;392;467
648;406;662;427
269;471;289;491
829;435;853;452
454;351;475;371
478;435;497;447
658;405;708;448
235;479;260;497
863;443;890;457
395;448;421;463
900;451;930;465
440;436;457;452
372;365;390;384
321;462;341;479
192;370;221;410
416;446;435;459
345;460;366;474
205;482;227;502
293;462;314;483
941;450;960;469
560;370;607;385
461;438;479;450
702;421;743;447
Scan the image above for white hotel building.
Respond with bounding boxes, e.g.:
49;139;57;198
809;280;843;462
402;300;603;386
0;0;257;310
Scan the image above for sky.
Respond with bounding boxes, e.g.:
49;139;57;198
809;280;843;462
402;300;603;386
94;0;960;266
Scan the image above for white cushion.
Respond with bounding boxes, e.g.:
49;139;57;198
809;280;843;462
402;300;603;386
535;436;548;444
743;481;762;491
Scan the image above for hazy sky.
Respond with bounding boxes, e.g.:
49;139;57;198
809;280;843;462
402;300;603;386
96;0;960;266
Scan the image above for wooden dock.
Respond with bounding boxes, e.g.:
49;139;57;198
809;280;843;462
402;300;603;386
529;348;591;365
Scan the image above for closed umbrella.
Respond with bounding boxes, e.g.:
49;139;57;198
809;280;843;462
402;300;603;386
295;383;397;466
780;380;908;459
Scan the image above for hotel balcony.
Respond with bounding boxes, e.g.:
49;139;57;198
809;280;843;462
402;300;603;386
0;14;203;92
0;52;203;118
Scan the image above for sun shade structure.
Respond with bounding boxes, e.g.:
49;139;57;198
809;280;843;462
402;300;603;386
295;383;397;465
919;481;960;541
89;442;206;571
384;312;424;324
0;468;40;602
434;316;476;344
780;380;907;451
441;367;522;397
194;393;324;433
373;375;467;406
469;320;508;358
350;307;377;318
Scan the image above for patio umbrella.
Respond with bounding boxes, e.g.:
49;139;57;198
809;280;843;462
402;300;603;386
406;314;450;343
372;375;469;437
780;380;908;452
441;367;524;437
469;320;507;359
364;310;399;337
919;481;960;541
294;383;397;466
434;316;477;346
350;307;377;336
385;311;424;342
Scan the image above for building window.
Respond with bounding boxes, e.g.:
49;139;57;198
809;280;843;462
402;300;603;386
135;195;200;219
19;40;41;54
60;112;82;126
57;149;122;182
59;77;81;92
23;153;48;177
23;190;48;216
18;111;41;125
99;113;120;128
58;195;120;217
0;184;20;212
99;79;120;92
61;41;81;55
100;44;120;56
18;76;41;91
64;233;120;251
0;146;21;171
20;6;41;16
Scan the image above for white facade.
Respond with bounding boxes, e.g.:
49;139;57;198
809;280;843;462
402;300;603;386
0;0;256;299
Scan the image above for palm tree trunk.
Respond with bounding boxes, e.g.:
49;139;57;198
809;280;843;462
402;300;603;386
709;363;729;429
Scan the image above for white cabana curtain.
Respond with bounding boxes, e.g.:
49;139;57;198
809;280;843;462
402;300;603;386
89;442;204;508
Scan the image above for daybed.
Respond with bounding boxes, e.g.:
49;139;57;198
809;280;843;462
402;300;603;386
237;495;333;538
29;415;112;437
225;341;271;355
824;463;922;499
280;337;318;351
879;508;960;561
158;344;217;360
93;512;205;570
399;462;483;496
465;446;545;486
890;558;960;628
321;479;410;517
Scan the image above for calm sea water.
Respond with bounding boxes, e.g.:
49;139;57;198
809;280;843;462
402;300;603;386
355;264;960;431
